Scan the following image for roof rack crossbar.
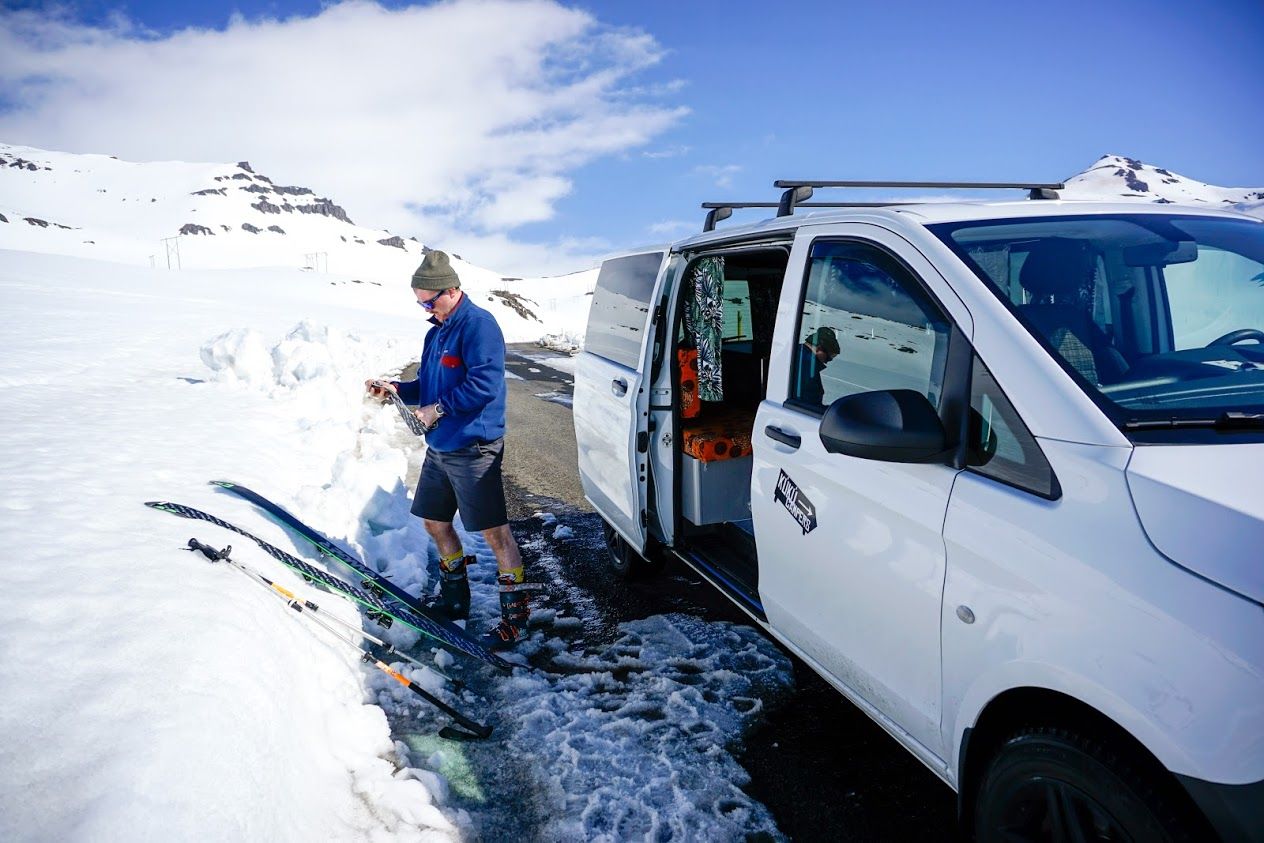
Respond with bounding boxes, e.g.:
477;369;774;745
772;179;1065;190
701;179;1066;230
702;201;917;209
768;179;1066;217
701;200;919;230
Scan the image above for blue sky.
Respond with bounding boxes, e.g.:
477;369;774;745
2;0;1262;271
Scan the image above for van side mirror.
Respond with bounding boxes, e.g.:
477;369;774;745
819;389;950;463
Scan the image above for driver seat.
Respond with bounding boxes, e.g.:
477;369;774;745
1017;238;1127;385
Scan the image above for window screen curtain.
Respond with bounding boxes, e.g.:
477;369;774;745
683;256;725;402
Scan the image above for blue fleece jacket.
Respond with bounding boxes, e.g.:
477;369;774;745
395;295;507;452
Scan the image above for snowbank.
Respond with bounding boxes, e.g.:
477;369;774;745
0;250;463;840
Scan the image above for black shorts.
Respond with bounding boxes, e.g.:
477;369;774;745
411;439;509;532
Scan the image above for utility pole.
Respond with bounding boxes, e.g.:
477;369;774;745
304;251;328;272
161;236;182;270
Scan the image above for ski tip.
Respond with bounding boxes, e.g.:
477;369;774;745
208;480;235;489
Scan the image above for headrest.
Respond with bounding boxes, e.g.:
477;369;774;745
1019;238;1095;299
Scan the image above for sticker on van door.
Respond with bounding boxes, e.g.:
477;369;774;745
774;470;817;535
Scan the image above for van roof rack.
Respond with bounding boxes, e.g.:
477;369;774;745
700;179;1065;231
701;201;916;232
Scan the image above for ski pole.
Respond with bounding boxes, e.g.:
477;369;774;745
183;536;459;687
185;539;490;740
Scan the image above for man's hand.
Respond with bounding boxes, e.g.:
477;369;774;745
365;378;397;401
414;403;441;430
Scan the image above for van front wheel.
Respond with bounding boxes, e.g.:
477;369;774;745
601;519;662;580
974;726;1198;842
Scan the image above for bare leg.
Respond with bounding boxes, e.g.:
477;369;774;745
423;519;463;557
481;523;522;574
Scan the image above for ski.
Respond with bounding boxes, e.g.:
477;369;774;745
208;479;436;614
145;500;514;673
185;538;490;740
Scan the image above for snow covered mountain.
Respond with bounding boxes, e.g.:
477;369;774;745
0;141;430;273
1061;154;1264;215
0;141;597;343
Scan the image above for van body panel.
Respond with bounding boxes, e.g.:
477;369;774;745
752;222;976;756
943;438;1264;786
575;249;670;551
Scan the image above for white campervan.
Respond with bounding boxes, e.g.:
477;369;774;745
574;182;1264;842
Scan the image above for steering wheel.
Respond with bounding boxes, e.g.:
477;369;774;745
1206;328;1264;347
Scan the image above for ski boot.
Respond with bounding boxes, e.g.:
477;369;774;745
427;553;472;622
482;568;530;651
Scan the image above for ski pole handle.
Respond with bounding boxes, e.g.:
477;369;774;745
187;537;230;561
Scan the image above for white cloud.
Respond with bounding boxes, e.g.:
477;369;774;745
0;0;686;274
647;218;695;237
694;163;741;189
642;144;690;159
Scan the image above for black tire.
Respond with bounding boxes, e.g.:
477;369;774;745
974;726;1199;843
601;519;662;580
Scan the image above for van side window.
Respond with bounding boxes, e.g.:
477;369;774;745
586;252;665;369
791;241;951;413
966;355;1060;499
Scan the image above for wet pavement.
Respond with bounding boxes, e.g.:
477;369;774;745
494;344;959;841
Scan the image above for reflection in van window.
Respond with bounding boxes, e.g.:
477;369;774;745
791;241;950;412
932;215;1264;422
586;252;664;369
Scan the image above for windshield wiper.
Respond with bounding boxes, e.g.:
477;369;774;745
1123;412;1264;431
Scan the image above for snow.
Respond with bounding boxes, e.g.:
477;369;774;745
0;242;792;837
1062;154;1264;213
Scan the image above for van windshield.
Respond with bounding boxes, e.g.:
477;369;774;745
929;214;1264;432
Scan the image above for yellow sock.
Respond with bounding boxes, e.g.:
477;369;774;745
439;549;466;574
499;565;525;585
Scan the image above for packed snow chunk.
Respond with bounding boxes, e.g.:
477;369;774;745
500;613;795;842
200;327;274;385
552;524;574;540
271;319;342;386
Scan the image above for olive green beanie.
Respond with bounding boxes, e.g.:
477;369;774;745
411;250;460;290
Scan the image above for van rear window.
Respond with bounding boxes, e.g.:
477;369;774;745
586;252;664;368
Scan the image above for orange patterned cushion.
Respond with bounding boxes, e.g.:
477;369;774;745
681;408;755;462
678;348;700;419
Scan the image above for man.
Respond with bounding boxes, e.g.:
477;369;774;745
365;250;528;650
795;326;840;407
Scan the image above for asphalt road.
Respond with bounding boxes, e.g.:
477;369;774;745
498;344;959;842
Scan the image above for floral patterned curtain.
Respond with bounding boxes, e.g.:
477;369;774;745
682;256;725;402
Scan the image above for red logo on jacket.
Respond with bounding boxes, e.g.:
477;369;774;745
440;353;463;369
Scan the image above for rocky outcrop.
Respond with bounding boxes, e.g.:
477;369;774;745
220;224;231;232
272;184;315;196
251;198;282;214
0;212;7;223
180;223;215;235
295;199;352;224
266;225;285;234
193;187;227;196
377;235;406;249
240;183;271;194
231;173;252;181
24;217;49;227
490;290;541;322
236;161;255;173
241;223;261;234
1;156;43;171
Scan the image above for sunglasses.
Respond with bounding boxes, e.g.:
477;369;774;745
417;289;446;311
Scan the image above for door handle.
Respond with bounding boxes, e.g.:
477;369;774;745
612;378;628;397
764;425;801;449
